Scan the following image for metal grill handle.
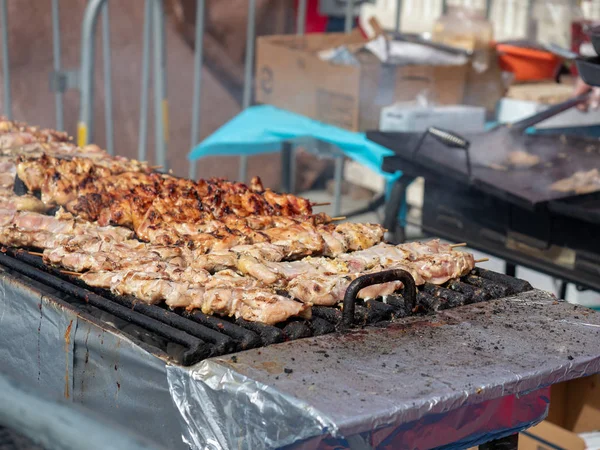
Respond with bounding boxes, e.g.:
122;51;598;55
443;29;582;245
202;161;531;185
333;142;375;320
342;269;417;327
412;127;472;179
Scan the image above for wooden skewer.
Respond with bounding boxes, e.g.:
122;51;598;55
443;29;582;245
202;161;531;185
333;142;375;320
311;202;331;207
149;165;163;170
27;251;44;257
474;258;489;263
330;216;347;222
60;270;82;277
450;243;467;249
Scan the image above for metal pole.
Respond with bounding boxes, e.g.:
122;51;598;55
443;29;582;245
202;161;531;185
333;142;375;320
485;0;493;20
0;0;12;120
239;0;256;182
189;0;206;180
291;0;307;192
395;0;402;33
333;155;344;217
138;0;153;162
280;142;292;193
78;0;107;147
51;0;64;130
152;0;168;170
297;0;307;35
344;0;354;33
101;1;114;155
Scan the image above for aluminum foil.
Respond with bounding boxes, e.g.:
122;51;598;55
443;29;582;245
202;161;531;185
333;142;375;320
0;267;187;450
167;289;600;449
0;372;163;450
167;361;338;450
3;266;600;450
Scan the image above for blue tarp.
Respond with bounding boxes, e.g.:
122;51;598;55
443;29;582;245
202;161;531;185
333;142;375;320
188;105;401;183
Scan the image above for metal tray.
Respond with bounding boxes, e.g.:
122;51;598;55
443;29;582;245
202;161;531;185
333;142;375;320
371;130;600;209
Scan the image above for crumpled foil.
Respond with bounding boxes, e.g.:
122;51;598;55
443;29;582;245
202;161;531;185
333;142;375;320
167;361;550;450
167;361;337;450
166;290;600;450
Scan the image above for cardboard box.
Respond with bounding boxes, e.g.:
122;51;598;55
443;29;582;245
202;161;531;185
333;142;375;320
462;48;506;119
255;32;468;131
519;374;600;450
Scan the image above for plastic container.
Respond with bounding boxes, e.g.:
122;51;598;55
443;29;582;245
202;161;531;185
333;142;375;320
496;44;563;81
531;0;583;49
432;5;494;72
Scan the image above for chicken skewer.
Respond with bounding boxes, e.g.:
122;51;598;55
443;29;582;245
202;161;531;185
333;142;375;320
0;206;384;264
77;262;311;325
16;155;316;217
43;226;473;306
0;208;473;317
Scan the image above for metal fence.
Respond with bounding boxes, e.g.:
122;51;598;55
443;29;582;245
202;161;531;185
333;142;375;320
0;0;497;182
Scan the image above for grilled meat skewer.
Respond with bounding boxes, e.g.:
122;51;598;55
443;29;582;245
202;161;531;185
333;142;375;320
79;263;310;325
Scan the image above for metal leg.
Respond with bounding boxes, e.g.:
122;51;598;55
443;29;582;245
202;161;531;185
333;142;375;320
486;0;493;20
0;0;12;120
383;177;412;244
346;435;373;450
152;0;168;169
101;1;114;155
297;0;307;35
333;156;344;217
395;0;403;32
289;146;296;194
281;142;293;193
51;0;64;130
189;0;206;180
559;281;568;300
505;263;516;278
239;0;256;183
79;0;107;146
138;0;153;162
479;434;518;450
344;0;354;33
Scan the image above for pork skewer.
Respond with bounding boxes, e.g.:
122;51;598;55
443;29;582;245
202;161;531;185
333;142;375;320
78;262;310;325
44;229;473;306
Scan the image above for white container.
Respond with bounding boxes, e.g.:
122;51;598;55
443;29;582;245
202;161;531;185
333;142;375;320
497;98;600;129
379;102;486;133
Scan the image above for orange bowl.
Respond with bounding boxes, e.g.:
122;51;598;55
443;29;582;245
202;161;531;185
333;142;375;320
496;44;563;82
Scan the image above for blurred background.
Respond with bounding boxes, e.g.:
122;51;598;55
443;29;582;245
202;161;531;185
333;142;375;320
2;0;600;186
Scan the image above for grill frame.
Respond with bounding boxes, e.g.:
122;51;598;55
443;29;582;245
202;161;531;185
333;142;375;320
0;246;534;367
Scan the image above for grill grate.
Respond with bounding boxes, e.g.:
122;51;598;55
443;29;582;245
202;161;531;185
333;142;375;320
0;248;533;366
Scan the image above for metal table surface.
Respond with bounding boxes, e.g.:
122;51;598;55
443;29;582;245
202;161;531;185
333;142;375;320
169;289;600;449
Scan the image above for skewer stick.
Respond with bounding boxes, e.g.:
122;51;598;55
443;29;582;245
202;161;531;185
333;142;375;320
60;270;82;277
311;202;331;207
474;258;489;263
330;216;347;222
450;243;467;249
149;165;163;170
27;251;44;257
